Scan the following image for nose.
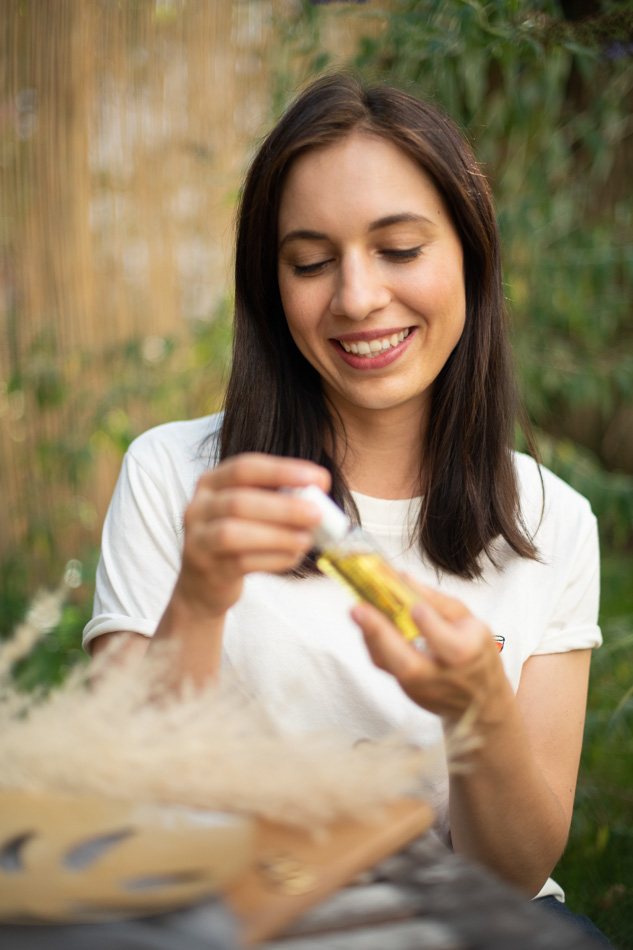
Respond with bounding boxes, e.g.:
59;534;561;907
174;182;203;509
330;253;391;321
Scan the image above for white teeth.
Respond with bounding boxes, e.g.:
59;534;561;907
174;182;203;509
338;328;409;359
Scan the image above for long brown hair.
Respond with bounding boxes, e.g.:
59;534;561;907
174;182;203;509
220;72;538;579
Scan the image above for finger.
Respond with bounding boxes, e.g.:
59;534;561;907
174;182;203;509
202;454;331;493
402;575;471;622
351;602;435;681
190;518;314;560
214;550;313;576
190;485;324;530
410;602;490;667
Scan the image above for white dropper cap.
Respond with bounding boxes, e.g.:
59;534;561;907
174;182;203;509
294;485;350;548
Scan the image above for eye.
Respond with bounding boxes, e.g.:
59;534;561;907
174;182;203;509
381;246;422;262
292;259;333;276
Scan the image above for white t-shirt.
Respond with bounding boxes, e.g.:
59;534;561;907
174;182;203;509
84;412;602;899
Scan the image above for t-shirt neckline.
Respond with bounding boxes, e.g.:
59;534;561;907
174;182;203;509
350;490;422;535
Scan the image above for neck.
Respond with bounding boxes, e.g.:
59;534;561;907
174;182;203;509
328;402;426;500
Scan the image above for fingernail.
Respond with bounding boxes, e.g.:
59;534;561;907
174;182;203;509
351;604;369;624
410;603;428;624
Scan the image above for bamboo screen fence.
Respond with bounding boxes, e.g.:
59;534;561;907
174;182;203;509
0;0;385;585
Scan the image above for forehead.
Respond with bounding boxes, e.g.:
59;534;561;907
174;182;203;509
278;131;446;230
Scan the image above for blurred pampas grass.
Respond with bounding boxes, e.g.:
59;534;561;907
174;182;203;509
0;571;479;830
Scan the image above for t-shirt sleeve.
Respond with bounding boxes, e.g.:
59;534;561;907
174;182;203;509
532;507;602;655
82;450;184;651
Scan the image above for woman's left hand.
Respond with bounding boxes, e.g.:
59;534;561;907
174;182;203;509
351;581;513;728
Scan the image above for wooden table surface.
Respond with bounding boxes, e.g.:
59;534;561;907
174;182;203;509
262;833;603;950
0;833;604;950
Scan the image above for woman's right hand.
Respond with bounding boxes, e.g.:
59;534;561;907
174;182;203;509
171;453;331;620
150;453;330;684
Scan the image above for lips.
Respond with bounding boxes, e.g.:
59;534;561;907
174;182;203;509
330;327;416;370
337;328;410;359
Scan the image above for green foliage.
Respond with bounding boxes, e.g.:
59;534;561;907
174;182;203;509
0;555;31;639
536;433;633;548
1;554;96;692
11;598;91;692
21;326;68;409
555;550;633;945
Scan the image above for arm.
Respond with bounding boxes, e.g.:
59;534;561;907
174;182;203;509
449;648;590;896
352;586;591;896
91;630;150;666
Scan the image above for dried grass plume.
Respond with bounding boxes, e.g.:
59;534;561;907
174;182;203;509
0;574;479;829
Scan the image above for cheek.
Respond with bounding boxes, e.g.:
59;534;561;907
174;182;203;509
279;280;323;337
414;264;465;328
278;271;298;317
441;274;467;326
277;283;318;363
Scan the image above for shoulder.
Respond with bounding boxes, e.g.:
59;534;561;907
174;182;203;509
513;451;595;531
513;451;594;517
126;413;223;474
119;413;224;502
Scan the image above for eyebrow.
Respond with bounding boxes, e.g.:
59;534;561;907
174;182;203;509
278;212;436;251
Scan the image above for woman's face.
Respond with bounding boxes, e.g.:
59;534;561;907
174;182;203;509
277;131;466;428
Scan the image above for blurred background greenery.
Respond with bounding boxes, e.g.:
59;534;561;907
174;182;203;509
1;0;631;945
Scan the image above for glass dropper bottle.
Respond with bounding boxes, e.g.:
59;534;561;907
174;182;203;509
296;485;424;645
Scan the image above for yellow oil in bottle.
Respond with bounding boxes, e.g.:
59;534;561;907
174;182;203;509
316;549;421;642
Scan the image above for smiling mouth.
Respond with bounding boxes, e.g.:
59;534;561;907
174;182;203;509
336;328;410;359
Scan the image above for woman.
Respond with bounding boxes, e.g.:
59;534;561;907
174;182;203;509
85;74;606;938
